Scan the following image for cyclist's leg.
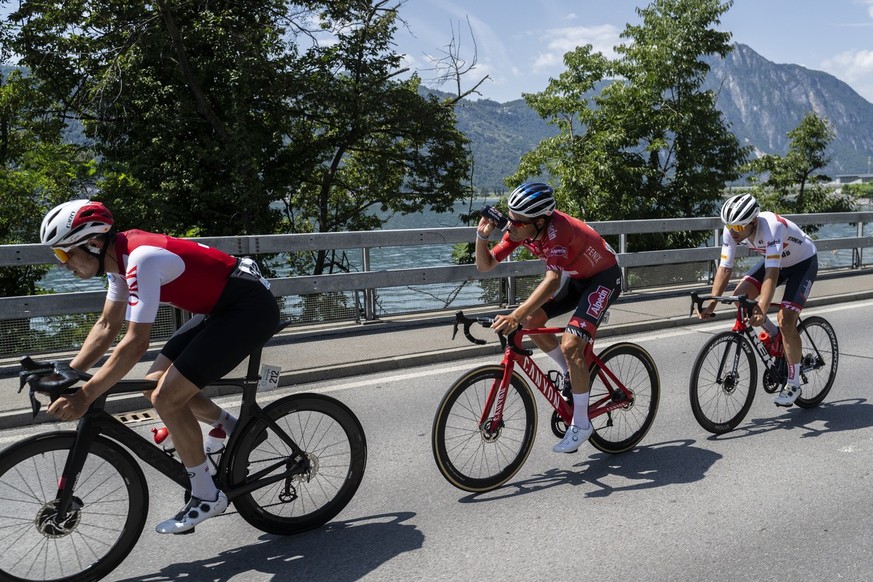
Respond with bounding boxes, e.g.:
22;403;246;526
527;272;572;369
153;279;278;533
146;315;233;428
553;265;621;453
775;256;817;405
561;264;622;399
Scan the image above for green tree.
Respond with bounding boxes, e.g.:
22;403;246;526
742;112;855;216
282;2;471;274
0;68;95;353
0;68;94;296
3;0;472;277
510;0;749;251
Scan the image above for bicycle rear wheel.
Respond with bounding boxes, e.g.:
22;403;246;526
794;316;839;408
689;331;757;434
0;432;147;582
432;365;537;493
588;342;660;454
229;393;366;535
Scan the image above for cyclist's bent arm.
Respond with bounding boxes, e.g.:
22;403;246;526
474;217;500;272
70;299;128;372
78;320;154;405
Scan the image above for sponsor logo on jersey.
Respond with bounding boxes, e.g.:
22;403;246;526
586;285;612;319
585;247;602;266
547;224;558;241
126;265;140;306
549;247;568;258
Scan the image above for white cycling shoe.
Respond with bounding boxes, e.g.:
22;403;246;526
553;424;593;453
774;384;802;407
155;491;228;534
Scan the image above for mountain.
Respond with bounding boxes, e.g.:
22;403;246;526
446;43;873;192
705;43;873;176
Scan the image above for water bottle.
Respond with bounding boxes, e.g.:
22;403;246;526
204;425;227;476
759;331;783;357
152;426;175;457
480;204;509;231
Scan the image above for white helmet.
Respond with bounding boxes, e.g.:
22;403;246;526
40;199;114;249
720;194;760;227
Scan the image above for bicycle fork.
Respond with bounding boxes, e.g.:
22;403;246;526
41;420;103;535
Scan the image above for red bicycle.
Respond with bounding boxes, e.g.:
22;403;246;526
431;311;660;492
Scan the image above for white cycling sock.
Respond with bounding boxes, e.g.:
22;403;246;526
787;362;801;387
572;392;590;429
762;318;778;336
187;460;218;500
545;346;568;374
213;410;238;436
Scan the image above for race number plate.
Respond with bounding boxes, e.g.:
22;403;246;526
258;364;281;391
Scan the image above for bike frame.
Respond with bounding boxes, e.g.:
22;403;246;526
728;305;783;369
482;326;635;429
48;335;309;522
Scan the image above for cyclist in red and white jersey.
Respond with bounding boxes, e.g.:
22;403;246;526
476;182;621;453
698;193;818;407
40;200;279;533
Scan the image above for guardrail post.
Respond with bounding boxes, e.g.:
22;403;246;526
710;228;721;283
619;233;628;292
854;221;864;269
361;247;377;321
507;253;516;306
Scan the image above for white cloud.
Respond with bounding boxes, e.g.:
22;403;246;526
530;24;621;72
822;49;873;102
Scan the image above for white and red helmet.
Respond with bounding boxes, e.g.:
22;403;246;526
40;199;114;249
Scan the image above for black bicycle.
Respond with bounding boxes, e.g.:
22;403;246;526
689;293;839;434
0;320;367;582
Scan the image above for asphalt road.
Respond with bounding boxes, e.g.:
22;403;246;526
1;299;872;581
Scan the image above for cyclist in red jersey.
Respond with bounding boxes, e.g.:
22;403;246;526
475;183;621;453
39;200;279;533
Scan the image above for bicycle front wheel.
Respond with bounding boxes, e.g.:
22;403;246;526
689;331;757;434
588;342;660;454
794;316;839;408
230;393;367;535
0;432;148;582
431;365;537;493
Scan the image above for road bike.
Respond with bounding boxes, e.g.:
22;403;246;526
0;320;367;582
689;293;839;434
431;311;660;493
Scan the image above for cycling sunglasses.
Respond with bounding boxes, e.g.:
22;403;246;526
507;216;534;228
726;223;748;233
51;246;79;263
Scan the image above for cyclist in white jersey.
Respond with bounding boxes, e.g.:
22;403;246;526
697;194;818;407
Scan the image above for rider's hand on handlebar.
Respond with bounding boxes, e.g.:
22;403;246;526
47;391;89;422
697;301;716;320
491;313;520;334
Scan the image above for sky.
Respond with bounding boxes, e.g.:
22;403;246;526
392;0;873;104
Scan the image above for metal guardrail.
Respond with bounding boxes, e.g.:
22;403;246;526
1;213;872;322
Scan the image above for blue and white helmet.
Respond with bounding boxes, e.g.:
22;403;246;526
507;182;556;218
